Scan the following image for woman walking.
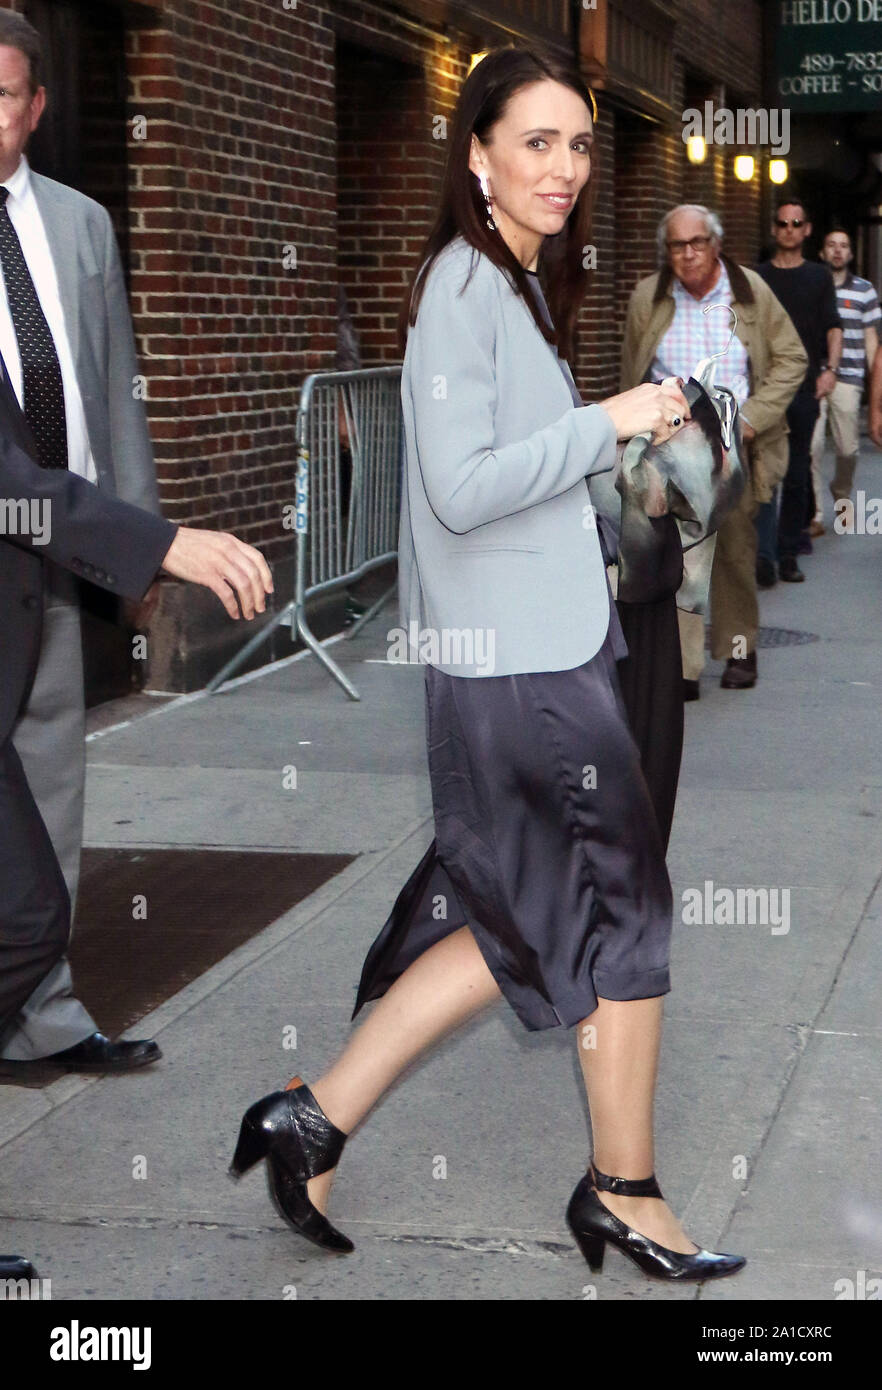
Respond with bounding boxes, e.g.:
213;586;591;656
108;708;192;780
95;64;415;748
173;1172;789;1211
231;45;745;1284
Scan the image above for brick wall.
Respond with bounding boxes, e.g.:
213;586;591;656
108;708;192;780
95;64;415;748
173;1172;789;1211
13;0;767;689
129;1;479;689
125;5;332;532
578;113;618;398
337;37;445;362
581;108;682;398
572;4;766;400
121;1;342;686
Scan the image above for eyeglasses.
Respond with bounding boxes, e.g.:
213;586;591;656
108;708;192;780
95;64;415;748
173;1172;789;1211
666;235;713;256
775;218;805;228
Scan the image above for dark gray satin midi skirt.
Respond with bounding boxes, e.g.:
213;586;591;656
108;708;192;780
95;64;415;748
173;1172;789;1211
352;624;673;1032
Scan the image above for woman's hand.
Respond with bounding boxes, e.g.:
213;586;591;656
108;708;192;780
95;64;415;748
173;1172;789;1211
598;378;691;443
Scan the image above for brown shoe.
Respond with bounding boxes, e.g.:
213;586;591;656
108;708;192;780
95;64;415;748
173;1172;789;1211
808;520;825;537
721;652;757;690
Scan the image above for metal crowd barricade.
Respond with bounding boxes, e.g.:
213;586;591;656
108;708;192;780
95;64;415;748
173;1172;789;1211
206;366;403;699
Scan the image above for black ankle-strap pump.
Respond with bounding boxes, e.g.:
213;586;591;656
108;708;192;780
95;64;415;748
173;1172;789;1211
589;1163;664;1198
566;1160;745;1281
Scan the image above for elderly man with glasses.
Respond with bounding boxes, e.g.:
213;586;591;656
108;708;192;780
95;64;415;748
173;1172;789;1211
621;204;806;696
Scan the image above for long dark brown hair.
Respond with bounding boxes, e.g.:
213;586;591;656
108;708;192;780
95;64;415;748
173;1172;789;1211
396;44;597;364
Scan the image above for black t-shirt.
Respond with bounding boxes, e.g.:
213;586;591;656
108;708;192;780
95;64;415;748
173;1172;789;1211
755;260;842;392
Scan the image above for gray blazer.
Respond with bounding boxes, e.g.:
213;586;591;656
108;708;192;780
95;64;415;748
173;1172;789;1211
398;234;617;677
30;170;160;514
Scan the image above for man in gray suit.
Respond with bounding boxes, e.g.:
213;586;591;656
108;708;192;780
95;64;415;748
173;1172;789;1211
0;13;169;1072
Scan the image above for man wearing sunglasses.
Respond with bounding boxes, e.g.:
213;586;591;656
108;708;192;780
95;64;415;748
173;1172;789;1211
755;200;843;583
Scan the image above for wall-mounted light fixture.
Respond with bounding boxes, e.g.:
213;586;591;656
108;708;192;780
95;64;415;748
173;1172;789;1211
686;136;707;164
469;51;489;74
769;159;789;185
734;155;755;182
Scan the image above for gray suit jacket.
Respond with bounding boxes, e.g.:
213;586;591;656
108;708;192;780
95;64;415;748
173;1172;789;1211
398;234;617;677
30;170;160;514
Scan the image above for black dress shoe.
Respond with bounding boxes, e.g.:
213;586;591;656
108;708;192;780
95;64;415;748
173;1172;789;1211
779;555;805;582
566;1162;746;1281
721;652;757;689
755;556;777;589
682;679;700;702
0;1256;38;1280
34;1032;160;1072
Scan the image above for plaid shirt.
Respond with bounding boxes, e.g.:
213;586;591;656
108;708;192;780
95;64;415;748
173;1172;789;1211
650;261;750;406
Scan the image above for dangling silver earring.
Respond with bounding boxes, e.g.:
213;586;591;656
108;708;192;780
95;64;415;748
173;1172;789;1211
478;171;497;231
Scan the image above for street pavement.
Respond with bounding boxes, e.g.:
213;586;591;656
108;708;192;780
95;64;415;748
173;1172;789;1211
1;436;880;1302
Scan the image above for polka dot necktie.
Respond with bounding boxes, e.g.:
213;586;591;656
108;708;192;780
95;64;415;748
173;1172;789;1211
0;186;68;469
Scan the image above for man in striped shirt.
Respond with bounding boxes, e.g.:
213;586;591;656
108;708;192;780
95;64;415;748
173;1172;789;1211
809;229;880;532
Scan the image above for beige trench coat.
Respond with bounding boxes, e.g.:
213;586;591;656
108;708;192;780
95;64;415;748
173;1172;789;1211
619;255;808;504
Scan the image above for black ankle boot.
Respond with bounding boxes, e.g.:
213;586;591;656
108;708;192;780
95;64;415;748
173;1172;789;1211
230;1077;353;1253
779;554;805;582
566;1162;745;1281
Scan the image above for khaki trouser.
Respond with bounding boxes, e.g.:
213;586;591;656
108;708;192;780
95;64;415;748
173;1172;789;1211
678;477;759;680
810;380;862;519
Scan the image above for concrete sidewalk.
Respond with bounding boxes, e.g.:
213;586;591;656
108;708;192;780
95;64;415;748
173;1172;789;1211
1;440;881;1301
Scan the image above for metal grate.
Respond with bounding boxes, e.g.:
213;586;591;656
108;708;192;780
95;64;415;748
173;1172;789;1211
706;626;821;650
757;627;821;648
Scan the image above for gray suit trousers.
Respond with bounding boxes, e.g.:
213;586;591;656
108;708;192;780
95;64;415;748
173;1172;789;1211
0;562;97;1058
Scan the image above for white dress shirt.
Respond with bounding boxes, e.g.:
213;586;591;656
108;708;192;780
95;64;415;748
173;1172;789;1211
0;154;97;482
